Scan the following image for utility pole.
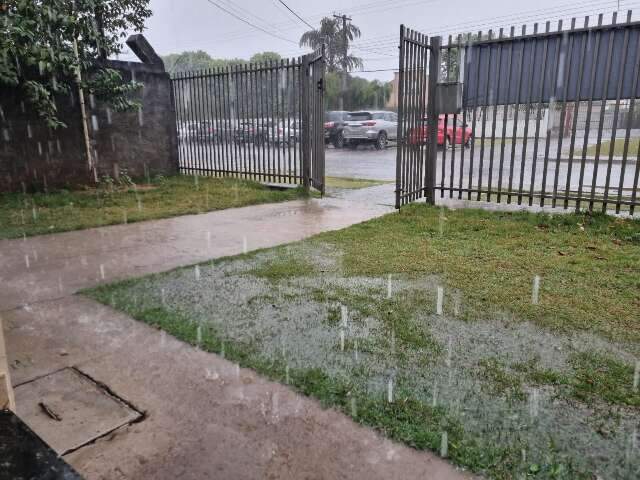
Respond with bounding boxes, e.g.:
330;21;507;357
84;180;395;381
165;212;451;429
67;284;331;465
333;14;351;110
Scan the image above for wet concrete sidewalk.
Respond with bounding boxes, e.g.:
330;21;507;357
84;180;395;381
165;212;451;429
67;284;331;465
1;189;473;480
0;190;392;311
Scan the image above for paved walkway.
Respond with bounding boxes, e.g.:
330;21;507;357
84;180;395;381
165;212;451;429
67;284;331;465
2;188;473;480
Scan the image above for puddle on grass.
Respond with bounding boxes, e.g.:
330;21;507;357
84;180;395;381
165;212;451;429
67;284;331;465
104;244;640;479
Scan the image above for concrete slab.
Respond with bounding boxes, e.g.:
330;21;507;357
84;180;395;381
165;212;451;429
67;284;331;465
15;367;141;455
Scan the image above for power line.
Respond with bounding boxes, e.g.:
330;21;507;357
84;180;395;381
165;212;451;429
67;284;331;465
203;0;298;45
276;0;315;30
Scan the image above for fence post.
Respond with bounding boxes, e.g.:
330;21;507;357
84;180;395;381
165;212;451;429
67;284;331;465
425;36;441;204
395;25;406;209
301;54;311;192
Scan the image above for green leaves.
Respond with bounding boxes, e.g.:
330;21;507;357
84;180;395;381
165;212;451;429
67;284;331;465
0;0;152;127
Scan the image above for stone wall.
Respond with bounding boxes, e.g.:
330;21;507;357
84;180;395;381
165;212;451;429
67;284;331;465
0;53;178;192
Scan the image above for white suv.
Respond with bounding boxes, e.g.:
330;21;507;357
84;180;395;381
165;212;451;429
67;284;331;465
343;111;398;150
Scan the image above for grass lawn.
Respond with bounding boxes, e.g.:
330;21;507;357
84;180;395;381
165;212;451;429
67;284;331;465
85;205;640;479
325;176;389;189
584;138;640;157
0;175;309;240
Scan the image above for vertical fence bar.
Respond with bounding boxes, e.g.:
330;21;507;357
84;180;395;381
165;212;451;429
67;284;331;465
617;13;640;213
487;29;504;202
563;17;590;208
517;24;539;205
528;21;551;206
477;30;494;201
498;26;516;203
468;31;482;200
411;31;421;201
602;12;630;212
223;68;233;176
588;14;616;210
396;26;406;207
552;19;576;208
576;16;601;211
426;36;442;204
301;54;310;191
507;26;527;204
458;35;471;199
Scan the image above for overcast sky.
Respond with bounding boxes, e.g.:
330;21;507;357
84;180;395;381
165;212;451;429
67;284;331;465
124;0;637;81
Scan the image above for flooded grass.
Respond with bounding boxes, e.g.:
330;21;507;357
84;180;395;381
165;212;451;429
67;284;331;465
0;175;309;240
85;205;640;479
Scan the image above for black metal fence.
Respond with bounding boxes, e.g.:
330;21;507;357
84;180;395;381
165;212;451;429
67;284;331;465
396;12;640;215
171;48;325;193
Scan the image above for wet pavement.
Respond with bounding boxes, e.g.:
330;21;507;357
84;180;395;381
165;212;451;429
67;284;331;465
1;190;473;479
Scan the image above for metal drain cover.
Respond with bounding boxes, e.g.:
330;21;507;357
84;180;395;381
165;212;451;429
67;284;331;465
15;368;142;455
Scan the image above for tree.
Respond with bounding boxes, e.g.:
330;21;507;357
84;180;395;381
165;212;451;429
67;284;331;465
163;51;282;74
299;17;363;73
324;72;392;111
0;0;152;128
249;51;281;64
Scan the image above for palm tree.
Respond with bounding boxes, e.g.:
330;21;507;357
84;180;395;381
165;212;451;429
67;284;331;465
299;17;363;73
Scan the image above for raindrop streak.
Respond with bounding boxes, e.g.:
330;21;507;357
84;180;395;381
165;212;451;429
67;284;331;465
91;115;99;132
350;397;358;417
285;365;290;384
242;236;248;254
387;274;392;299
532;275;541;305
196;324;202;347
432;381;438;407
446;336;453;368
100;264;105;280
387;378;394;403
440;432;448;458
207;231;211;249
437;286;444;315
439;206;445;235
529;388;540;418
354;338;359;362
24;255;30;269
195;265;201;281
634;361;639;392
340;330;345;352
161;288;166;306
340;305;348;327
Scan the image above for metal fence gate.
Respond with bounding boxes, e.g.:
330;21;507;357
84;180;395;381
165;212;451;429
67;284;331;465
396;12;640;215
171;48;325;193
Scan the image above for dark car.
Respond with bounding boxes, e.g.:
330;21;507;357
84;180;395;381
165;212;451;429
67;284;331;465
324;111;349;148
234;120;270;146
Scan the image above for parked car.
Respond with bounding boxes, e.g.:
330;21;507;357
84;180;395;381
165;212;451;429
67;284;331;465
343;111;398;150
195;121;219;143
324;111;349;148
408;115;473;148
179;121;200;142
234;120;270;145
273;120;301;146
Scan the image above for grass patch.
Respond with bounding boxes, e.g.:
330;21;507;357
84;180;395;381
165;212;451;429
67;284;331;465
0;175;308;240
584;138;640;157
570;351;640;407
325;176;389;189
248;255;315;281
315;205;640;343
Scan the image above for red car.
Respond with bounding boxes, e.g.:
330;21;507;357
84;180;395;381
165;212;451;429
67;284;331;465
408;115;473;147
